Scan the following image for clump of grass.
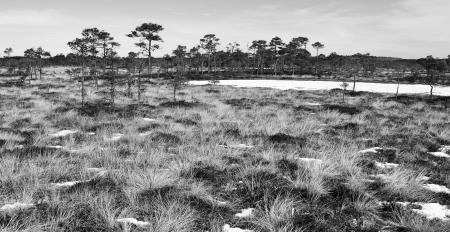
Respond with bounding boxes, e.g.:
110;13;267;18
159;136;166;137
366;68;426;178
235;164;290;206
378;169;431;201
289;164;329;201
251;195;304;232
388;207;449;232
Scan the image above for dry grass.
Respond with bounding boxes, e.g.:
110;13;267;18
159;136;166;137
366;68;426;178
0;67;449;231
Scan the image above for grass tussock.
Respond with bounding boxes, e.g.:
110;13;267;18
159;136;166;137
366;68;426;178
0;69;449;231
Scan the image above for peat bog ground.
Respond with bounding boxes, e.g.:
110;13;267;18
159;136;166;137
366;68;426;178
0;68;450;231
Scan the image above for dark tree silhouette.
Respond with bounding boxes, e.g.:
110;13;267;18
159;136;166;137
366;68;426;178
3;47;13;73
200;34;220;74
312;42;325;76
125;52;139;97
172;45;187;102
34;47;51;80
127;23;164;76
67;38;89;106
269;37;285;75
24;48;37;80
250;40;268;76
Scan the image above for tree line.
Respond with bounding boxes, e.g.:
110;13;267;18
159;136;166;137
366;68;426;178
1;22;450;104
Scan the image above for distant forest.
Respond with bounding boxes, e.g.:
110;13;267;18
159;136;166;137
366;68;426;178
1;22;449;85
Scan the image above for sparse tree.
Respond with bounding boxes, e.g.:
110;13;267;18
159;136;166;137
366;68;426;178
226;42;240;54
3;47;12;57
189;46;201;74
34;47;51;79
81;28;101;79
127;23;164;76
68;38;90;106
312;42;325;75
3;47;13;73
284;37;311;75
125;52;139;97
250;40;268;75
96;30;114;74
172;45;187;102
24;48;37;79
105;41;120;107
269;37;285;75
417;56;441;98
200;34;220;74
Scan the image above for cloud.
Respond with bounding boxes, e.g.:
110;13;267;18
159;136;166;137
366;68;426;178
0;9;63;27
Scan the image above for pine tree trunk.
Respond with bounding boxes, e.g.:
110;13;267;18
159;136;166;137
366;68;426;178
138;72;142;104
208;53;211;74
148;40;152;76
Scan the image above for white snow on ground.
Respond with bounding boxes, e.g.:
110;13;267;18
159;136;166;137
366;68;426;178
303;102;322;106
50;130;78;137
396;202;450;221
215;200;227;206
46;145;64;149
423;184;450;194
86;132;96;136
116;218;151;227
105;133;124;141
439;145;450;153
235;208;254;218
223;224;254;232
139;131;153;137
142;118;157;122
375;162;399;170
189;80;450;96
0;203;34;213
52;181;80;188
370;174;389;181
296;157;323;165
358;147;383;154
420;176;431;182
219;144;254;149
429;152;450;159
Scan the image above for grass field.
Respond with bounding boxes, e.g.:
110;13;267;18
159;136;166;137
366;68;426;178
0;68;449;231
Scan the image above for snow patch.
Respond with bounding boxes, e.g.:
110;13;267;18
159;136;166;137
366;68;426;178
139;131;153;137
0;203;34;213
429;152;450;159
396;202;450;221
50;130;78;137
358;147;383;154
142;118;157;122
375;162;399;170
52;181;80;188
46;145;64;149
116;218;151;227
303;102;322;106
439;145;450;153
105;133;124;141
423;184;450;194
219;144;254;149
223;224;253;232
235;208;254;218
189;80;450;96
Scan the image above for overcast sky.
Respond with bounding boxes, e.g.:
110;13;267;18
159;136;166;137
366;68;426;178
1;0;449;58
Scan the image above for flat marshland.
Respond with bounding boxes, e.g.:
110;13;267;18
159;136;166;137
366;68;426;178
0;69;450;231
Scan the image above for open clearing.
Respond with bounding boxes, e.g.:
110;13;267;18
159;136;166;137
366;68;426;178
190;80;450;96
0;69;450;231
